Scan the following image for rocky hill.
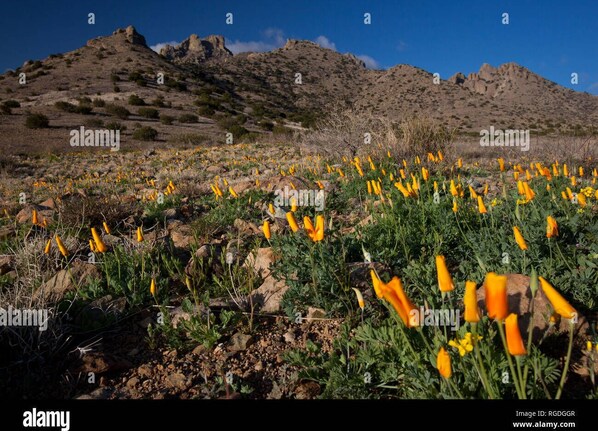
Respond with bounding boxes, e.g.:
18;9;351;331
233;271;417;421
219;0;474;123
0;25;596;153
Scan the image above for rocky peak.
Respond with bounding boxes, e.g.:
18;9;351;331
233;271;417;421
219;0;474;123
115;25;147;46
87;25;148;49
282;39;321;51
159;34;232;64
448;72;466;85
344;53;366;69
449;62;534;97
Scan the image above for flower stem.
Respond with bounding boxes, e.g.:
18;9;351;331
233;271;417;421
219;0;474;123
555;319;575;399
472;323;495;399
497;320;524;399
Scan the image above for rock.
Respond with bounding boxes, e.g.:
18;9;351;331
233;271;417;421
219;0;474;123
206;165;226;174
267;381;284;399
170;225;193;250
169;304;202;329
283;330;296;344
244;247;277;278
192;344;208;356
195;244;212;259
159;34;232;65
39;198;56;209
294;381;320;399
305;307;326;323
476;274;587;340
165;373;189;390
254;361;264;372
76;387;114;400
162;208;178;219
228;332;253;352
0;255;14;275
233;218;260;235
15;204;54;224
76;353;132;374
101;234;122;247
35;262;100;302
137;364;152;378
250;276;289;313
126;377;139;389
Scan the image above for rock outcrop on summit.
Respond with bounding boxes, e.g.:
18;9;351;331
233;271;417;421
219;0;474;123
159;35;232;64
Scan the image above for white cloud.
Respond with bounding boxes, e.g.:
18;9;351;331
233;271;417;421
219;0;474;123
150;41;179;53
227;28;286;54
314;35;337;51
396;40;408;52
356;54;379;69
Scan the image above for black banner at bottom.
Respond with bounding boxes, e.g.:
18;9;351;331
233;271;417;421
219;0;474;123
7;399;595;430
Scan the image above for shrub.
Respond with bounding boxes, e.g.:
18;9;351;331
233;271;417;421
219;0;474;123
3;100;20;108
105;121;126;131
84;118;104;127
55;101;77;112
179;113;198;123
133;126;158;141
92;98;106;107
75;105;93;115
138;107;159;119
105;104;130;119
273;124;293;136
165;78;187;91
160;115;175;125
168;133;209;145
128;71;143;82
197;106;215;117
258;120;274;131
152;97;165;107
228;124;249;138
128;94;146;106
25;113;49;129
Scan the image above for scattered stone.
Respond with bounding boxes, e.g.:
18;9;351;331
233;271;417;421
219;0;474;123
267;381;284;399
250;276;289;313
283;330;296;344
192;344;208;356
244;247;276;277
294;381;320;399
305;307;326;323
0;255;14;275
137;364;152;378
126;377;139;389
76;387;114;400
76;353;132;374
165;373;188;390
35;262;100;302
233;218;260;235
228;332;254;352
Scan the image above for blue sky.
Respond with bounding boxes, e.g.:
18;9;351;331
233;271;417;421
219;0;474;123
1;0;596;93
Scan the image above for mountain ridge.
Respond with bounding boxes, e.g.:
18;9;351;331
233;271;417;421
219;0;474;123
0;25;595;153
